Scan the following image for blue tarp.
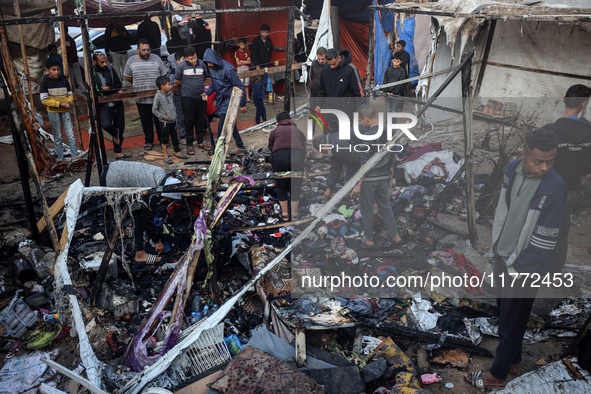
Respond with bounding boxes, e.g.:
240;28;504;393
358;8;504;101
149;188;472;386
396;17;420;86
378;0;395;33
373;6;392;87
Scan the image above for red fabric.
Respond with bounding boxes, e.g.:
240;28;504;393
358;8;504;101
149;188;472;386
205;85;217;115
445;249;483;295
407;142;442;162
216;0;289;94
339;18;369;80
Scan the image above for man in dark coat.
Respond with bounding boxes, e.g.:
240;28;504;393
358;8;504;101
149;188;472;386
137;16;162;56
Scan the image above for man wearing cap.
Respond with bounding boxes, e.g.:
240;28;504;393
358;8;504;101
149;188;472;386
100;161;184;265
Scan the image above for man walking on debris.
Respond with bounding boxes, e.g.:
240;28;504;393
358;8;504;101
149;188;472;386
542;84;591;273
100;161;185;265
465;128;567;390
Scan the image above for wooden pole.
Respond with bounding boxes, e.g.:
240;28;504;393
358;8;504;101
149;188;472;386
365;8;375;93
56;0;84;152
0;73;38;239
14;0;36;123
330;6;340;51
461;51;477;244
284;3;295;112
0;17;60;253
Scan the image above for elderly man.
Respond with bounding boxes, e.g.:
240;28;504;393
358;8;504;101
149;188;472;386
123;38;167;150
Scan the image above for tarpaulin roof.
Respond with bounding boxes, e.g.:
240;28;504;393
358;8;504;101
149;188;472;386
61;0;163;27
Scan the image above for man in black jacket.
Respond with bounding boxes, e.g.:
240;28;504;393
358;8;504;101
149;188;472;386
137;16;162;56
93;53;128;160
251;24;273;70
316;48;364;134
104;21;131;88
543;84;591;272
309;47;327;111
395;40;411;77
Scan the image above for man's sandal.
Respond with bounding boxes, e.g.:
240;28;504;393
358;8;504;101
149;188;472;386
465;371;506;390
196;143;212;152
186;146;195;155
133;254;161;265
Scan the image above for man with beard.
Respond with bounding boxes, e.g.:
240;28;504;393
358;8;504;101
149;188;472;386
93;53;128;160
124;39;167;150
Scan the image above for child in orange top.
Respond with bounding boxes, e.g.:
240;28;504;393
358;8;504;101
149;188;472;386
234;37;251;102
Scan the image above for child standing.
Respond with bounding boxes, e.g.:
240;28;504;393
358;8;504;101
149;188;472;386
251;67;268;124
40;58;78;160
47;44;64;76
234;37;251;102
152;76;186;164
383;52;407;114
169;51;187;145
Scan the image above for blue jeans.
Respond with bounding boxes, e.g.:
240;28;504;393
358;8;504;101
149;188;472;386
173;94;186;139
48;111;78;160
254;99;266;124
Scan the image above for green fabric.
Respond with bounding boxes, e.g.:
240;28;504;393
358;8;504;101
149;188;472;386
496;162;542;261
337;204;355;218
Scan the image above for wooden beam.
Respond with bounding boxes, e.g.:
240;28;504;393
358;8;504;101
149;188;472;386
485;61;591;82
14;0;35;123
0;16;60;253
365;8;375;92
330;6;340;51
37;187;69;233
461;52;477;244
284;3;295;112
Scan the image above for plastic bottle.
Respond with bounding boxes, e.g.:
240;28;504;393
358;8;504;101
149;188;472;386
202;305;210;318
191;292;203;314
212;304;219;314
43;313;60;323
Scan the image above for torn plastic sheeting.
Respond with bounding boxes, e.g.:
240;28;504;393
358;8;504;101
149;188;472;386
0;349;59;393
410;294;441;331
398;150;464;183
120;119;414;394
468;317;577;344
495;357;590;394
40;383;67;394
53;180;103;388
247;326;335;370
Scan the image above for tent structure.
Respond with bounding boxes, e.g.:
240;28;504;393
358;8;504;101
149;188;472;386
369;0;591;124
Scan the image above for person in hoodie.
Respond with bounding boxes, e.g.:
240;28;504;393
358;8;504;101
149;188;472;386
202;48;247;154
268;112;307;221
312;132;360;200
465;128;566;390
316;48;364;133
383;52;407;114
350;104;401;248
542;84;591;273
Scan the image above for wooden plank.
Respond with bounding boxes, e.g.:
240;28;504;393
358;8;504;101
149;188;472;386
37;187;69;233
40;357;109;394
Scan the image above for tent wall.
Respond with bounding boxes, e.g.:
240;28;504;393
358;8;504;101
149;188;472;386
340;17;369;80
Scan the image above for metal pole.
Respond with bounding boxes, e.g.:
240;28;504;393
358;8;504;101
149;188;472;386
284;3;295;112
461;51;477;244
365;8;375;92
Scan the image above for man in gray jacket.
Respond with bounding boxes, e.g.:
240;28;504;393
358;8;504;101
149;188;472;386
350;104;401;247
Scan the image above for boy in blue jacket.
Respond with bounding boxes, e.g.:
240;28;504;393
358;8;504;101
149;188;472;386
465;128;567;390
202;48;247;154
251;68;268;124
